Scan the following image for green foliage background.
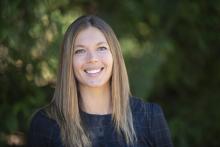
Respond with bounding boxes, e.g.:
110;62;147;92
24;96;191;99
0;0;220;146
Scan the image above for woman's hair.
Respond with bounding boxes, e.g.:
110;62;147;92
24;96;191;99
45;15;136;147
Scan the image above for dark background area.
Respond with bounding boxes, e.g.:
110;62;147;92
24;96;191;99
0;0;220;146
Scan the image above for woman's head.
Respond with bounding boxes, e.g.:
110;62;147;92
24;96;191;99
49;15;136;147
61;15;127;90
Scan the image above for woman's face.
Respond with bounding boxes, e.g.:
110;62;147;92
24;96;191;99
73;27;113;89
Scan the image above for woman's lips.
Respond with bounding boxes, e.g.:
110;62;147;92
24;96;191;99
84;67;104;76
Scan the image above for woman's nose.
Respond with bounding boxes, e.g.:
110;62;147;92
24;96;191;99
87;51;99;62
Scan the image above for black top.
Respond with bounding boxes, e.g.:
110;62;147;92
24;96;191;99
28;97;173;147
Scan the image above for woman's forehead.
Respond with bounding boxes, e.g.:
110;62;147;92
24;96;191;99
74;27;108;47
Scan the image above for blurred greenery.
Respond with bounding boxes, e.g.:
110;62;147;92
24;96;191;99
0;0;220;146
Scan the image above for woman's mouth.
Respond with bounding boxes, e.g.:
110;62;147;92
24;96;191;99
84;67;104;76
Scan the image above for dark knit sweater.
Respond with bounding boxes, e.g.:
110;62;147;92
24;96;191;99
28;97;173;147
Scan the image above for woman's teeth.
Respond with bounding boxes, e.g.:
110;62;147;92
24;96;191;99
85;68;103;74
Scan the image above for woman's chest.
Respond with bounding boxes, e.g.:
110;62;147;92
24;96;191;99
87;122;152;147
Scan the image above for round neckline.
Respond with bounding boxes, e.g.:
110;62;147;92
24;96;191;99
79;108;112;117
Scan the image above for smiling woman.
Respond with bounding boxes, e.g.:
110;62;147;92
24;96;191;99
27;15;173;147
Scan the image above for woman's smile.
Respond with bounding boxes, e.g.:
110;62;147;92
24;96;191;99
85;66;104;73
84;67;104;76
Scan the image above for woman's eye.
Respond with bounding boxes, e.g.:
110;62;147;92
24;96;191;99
74;49;86;54
97;47;107;51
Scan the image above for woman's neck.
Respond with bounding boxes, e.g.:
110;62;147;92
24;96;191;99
79;84;112;115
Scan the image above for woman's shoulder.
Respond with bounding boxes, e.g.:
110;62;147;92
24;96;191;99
29;109;59;138
28;109;63;147
30;109;56;125
130;96;163;114
130;97;173;146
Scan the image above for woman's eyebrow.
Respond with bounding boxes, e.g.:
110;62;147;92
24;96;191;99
96;41;108;46
74;44;85;48
74;42;108;48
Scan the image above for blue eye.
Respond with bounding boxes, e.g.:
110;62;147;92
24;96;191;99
97;47;107;51
74;49;86;54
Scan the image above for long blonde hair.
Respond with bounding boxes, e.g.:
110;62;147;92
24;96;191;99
45;15;136;147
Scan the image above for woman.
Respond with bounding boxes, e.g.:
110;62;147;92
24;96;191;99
28;15;173;147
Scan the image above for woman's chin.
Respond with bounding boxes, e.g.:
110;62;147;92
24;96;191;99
80;80;109;89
